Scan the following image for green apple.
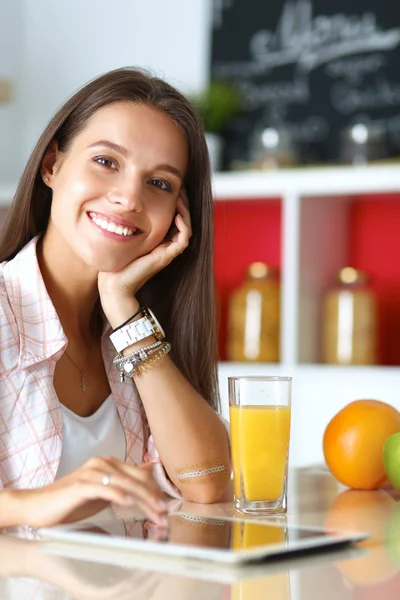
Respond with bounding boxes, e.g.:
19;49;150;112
383;433;400;491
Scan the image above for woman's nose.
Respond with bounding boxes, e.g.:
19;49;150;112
108;177;144;212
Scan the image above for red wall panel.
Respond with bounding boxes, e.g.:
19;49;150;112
214;199;281;359
349;194;400;365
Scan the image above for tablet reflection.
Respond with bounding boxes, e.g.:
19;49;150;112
75;512;291;553
162;513;232;549
145;513;289;552
231;517;288;550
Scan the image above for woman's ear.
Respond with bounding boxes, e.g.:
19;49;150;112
40;139;61;185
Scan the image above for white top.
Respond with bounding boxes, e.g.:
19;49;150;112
55;395;126;479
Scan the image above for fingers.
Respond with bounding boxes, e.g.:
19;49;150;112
177;196;192;236
179;187;190;209
76;457;168;525
76;484;165;526
166;196;192;255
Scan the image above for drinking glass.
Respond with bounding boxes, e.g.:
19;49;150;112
229;376;292;513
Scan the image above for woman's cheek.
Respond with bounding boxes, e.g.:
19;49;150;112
156;210;177;241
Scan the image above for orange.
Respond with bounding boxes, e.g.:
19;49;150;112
323;400;400;490
324;489;399;587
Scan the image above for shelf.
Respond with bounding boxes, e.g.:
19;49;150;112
212;164;400;199
218;361;400;378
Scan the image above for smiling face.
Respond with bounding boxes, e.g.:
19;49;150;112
42;101;188;273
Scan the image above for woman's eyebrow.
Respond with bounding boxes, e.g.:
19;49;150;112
88;139;129;156
153;163;183;181
88;140;183;180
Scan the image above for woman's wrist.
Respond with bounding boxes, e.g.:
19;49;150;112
121;335;158;356
102;297;141;330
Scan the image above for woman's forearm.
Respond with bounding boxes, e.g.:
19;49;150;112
134;356;231;503
0;489;25;529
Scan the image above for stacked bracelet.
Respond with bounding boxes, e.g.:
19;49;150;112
113;340;162;368
114;341;171;382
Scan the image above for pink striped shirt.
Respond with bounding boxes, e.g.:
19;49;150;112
0;236;179;497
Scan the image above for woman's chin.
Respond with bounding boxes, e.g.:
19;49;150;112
81;250;134;274
80;241;151;273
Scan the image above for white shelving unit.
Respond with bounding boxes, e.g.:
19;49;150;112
213;164;400;467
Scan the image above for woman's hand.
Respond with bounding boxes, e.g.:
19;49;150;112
98;193;192;326
6;457;167;529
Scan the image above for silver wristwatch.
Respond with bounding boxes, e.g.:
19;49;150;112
109;307;165;353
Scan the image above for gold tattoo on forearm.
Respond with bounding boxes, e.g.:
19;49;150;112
176;460;227;484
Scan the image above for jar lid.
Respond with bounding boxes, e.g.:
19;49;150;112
337;267;369;285
247;262;276;279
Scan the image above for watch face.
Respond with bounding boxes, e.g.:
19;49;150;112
146;308;166;340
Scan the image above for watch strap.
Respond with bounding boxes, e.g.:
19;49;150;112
109;315;154;353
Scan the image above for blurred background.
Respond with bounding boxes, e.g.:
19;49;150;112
1;0;400;466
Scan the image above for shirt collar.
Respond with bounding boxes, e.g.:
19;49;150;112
3;236;67;369
3;236;113;370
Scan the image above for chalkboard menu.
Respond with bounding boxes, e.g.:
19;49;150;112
211;0;400;164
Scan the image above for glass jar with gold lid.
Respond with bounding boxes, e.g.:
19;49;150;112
322;267;378;365
227;262;280;362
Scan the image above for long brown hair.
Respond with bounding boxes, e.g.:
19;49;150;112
0;67;219;410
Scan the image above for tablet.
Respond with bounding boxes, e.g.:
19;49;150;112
40;511;368;565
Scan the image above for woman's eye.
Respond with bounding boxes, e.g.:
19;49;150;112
94;156;117;170
149;179;173;192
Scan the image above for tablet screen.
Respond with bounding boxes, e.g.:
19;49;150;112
42;511;366;563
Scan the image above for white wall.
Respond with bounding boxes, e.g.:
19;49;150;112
19;0;212;166
0;0;23;181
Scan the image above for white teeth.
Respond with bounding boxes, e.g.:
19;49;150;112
90;213;136;237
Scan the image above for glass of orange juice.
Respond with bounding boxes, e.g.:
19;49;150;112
229;376;292;513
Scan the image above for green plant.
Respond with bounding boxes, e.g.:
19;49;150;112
190;80;242;134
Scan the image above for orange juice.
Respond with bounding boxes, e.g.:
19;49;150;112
229;405;291;501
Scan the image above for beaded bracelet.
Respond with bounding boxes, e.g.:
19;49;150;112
133;342;172;376
113;340;163;368
114;341;171;382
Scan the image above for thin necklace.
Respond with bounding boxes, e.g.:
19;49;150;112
64;340;94;393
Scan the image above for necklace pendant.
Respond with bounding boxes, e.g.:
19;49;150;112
80;375;87;393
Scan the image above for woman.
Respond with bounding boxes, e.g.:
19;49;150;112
0;67;231;529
